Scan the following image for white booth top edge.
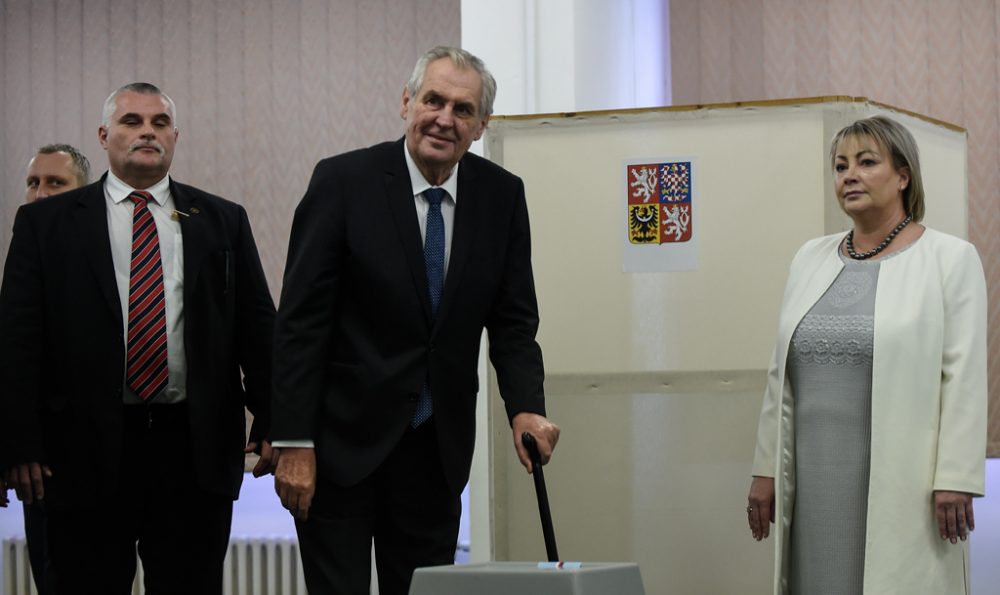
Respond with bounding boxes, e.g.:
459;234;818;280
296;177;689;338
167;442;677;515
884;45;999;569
489;95;966;134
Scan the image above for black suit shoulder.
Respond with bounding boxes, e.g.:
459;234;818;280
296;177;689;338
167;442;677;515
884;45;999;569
170;179;251;215
15;180;100;218
309;140;401;185
459;149;521;183
318;139;400;167
295;140;404;225
456;148;526;213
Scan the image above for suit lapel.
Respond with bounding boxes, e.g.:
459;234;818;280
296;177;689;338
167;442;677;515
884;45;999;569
171;181;209;300
73;179;122;331
435;157;477;327
383;142;435;324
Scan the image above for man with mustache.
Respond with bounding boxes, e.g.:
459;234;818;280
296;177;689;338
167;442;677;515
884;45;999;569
272;46;560;595
0;82;277;595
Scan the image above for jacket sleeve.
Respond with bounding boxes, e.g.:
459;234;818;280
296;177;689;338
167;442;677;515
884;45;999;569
932;240;988;495
752;343;783;477
0;207;46;468
233;205;277;444
486;178;546;423
270;160;344;441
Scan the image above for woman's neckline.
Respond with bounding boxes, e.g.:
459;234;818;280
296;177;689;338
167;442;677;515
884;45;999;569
838;225;926;264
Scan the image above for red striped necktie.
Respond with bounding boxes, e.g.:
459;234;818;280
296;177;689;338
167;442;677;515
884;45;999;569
125;190;169;401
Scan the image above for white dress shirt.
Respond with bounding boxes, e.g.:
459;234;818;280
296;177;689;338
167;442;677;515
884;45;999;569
104;171;187;404
404;142;459;276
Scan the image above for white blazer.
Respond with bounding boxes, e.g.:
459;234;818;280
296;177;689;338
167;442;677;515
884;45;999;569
751;227;987;594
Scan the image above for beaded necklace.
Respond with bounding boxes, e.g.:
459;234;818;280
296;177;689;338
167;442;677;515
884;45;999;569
845;214;913;260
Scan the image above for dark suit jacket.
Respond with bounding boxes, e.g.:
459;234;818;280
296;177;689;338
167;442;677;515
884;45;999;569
0;175;275;508
272;139;546;493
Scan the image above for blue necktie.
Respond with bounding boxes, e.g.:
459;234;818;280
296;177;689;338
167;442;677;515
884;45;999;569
413;188;446;427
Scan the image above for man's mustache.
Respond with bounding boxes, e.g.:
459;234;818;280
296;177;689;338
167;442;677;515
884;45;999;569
128;142;164;155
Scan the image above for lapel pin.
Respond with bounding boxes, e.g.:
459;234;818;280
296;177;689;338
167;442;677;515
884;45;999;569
171;207;200;220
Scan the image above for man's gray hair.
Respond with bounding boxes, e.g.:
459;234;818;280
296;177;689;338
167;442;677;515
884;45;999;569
101;82;178;129
406;46;497;118
37;143;91;186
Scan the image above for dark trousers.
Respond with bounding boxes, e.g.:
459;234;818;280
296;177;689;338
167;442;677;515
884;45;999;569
46;403;233;595
24;500;54;595
296;419;462;595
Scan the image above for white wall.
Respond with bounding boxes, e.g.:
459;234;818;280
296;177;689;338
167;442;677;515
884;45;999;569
972;459;1000;594
462;0;669;116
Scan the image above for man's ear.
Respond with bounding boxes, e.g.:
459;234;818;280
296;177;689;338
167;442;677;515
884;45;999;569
400;87;411;120
473;116;490;141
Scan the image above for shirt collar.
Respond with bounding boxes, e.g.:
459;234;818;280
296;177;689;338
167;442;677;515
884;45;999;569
403;141;459;203
105;170;171;207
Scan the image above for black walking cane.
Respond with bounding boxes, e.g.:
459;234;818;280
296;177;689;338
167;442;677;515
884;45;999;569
521;432;559;562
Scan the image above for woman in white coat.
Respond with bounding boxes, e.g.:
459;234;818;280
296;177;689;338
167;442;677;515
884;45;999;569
746;115;986;594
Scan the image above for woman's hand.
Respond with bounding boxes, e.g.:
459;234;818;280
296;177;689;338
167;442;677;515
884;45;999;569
748;475;776;541
934;490;975;544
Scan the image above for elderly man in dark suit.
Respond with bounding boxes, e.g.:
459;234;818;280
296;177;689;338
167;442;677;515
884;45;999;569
271;46;561;595
0;82;276;595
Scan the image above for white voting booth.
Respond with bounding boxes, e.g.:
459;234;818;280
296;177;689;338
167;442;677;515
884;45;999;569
456;98;966;595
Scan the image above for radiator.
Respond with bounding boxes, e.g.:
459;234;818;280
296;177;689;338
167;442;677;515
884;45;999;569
2;537;306;595
2;538;34;595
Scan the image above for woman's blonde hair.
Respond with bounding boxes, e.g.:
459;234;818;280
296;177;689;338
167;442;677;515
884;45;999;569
829;115;925;222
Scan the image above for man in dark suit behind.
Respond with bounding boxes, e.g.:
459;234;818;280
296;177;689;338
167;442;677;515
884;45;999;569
271;46;561;595
2;142;92;595
0;83;276;595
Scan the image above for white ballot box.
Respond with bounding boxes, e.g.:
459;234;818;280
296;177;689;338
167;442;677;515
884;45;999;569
409;561;645;595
